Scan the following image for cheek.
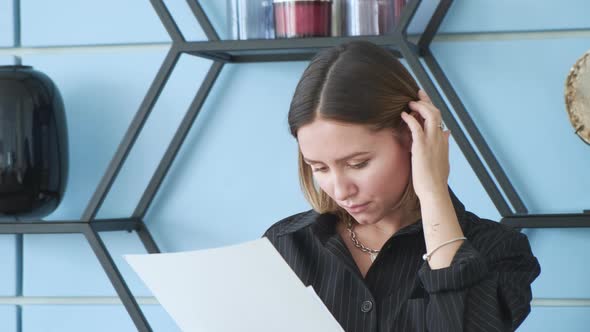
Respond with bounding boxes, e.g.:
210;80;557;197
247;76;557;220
313;174;332;195
365;160;407;195
313;172;359;198
359;173;384;196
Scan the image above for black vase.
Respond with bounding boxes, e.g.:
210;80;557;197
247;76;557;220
0;65;68;219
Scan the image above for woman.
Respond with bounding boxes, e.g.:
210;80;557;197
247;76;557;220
263;41;540;331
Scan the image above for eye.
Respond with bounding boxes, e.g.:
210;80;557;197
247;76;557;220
348;160;369;169
311;165;328;173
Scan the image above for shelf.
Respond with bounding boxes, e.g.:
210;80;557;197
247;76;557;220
9;0;587;331
179;35;412;62
502;212;590;229
0;218;141;234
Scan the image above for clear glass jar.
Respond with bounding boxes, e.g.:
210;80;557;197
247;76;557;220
345;0;406;36
331;0;345;36
229;0;275;40
345;0;379;36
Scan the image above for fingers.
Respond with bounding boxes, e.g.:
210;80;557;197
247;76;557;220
403;112;451;142
418;89;431;103
408;101;441;135
444;130;451;140
401;111;424;142
409;89;442;136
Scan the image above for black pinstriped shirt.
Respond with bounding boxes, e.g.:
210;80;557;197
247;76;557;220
263;187;540;331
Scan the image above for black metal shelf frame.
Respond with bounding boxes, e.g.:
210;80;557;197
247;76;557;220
1;0;588;331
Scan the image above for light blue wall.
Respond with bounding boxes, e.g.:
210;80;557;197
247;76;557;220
431;38;590;214
439;0;590;32
21;0;169;45
0;1;12;46
0;234;16;296
22;305;178;332
0;306;17;331
1;0;589;331
519;307;590;331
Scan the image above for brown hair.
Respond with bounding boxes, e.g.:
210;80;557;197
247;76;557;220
288;40;422;224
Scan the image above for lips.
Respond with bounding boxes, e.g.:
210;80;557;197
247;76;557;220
344;202;370;213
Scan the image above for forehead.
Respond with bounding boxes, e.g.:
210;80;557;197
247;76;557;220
297;118;397;161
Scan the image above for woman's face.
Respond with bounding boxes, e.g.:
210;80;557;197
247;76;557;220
298;117;412;225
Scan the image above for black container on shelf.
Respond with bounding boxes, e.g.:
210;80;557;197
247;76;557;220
0;65;68;219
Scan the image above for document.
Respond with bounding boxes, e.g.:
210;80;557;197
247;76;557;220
125;238;344;332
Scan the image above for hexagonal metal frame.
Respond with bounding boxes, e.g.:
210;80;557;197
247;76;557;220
2;0;589;331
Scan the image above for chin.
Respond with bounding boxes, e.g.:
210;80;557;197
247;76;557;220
352;208;390;225
352;213;380;225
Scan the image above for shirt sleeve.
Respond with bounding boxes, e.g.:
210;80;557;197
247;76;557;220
417;230;541;332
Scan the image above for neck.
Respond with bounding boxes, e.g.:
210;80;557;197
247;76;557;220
370;211;411;236
350;207;416;248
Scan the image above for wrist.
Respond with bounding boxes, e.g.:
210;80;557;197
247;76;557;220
418;187;450;206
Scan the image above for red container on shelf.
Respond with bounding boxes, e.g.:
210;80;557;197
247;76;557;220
273;0;333;38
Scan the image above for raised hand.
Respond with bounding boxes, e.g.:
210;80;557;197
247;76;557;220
400;89;451;200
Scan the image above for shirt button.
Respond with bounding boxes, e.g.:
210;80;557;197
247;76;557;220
360;300;373;313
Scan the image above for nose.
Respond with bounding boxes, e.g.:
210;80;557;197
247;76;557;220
331;172;357;202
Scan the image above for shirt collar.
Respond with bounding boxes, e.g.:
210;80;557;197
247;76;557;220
276;185;467;239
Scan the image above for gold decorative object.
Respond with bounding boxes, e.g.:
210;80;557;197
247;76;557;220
565;50;590;145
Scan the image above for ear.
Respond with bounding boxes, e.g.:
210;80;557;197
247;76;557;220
393;123;413;152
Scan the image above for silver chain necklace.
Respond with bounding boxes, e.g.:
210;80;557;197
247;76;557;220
345;219;380;262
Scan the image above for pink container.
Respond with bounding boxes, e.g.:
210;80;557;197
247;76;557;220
273;0;333;38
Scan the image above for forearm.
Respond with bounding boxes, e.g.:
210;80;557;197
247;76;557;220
420;189;465;269
419;241;506;331
416;199;540;331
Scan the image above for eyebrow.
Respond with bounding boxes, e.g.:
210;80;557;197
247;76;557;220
303;151;371;164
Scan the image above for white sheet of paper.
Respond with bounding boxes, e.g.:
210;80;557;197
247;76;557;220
125;238;344;332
